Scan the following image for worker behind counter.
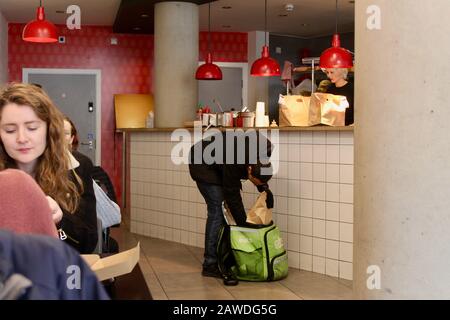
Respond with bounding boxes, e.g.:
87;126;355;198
322;68;354;126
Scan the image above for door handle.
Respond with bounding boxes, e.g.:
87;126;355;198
80;140;94;150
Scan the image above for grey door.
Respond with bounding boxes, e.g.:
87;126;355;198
198;67;242;112
27;73;97;164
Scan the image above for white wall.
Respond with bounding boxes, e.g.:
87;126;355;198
128;129;354;280
0;10;8;84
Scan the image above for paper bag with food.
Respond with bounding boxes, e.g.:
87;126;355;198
278;94;311;126
246;191;273;225
308;92;349;126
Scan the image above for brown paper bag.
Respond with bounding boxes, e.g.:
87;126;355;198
309;93;349;126
246;191;273;225
278;94;311;126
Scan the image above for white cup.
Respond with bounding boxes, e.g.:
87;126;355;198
256;101;265;116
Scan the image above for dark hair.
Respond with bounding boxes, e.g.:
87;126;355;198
250;162;272;183
63;116;79;151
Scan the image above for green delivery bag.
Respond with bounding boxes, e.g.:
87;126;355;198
226;223;288;281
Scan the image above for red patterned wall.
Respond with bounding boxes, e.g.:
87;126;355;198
199;32;247;62
8;23;153;203
8;24;248;203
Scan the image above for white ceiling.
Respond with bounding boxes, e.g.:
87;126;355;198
203;0;355;38
0;0;355;38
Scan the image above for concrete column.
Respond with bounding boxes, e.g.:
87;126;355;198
154;2;198;127
247;31;269;110
354;0;450;298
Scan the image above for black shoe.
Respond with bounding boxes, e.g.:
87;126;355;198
222;273;239;286
202;265;222;278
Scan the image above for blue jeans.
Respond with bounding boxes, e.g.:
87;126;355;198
196;181;225;268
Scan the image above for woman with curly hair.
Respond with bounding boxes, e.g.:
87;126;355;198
0;83;98;253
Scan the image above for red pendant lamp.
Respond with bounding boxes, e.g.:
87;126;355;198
22;0;58;43
319;0;353;68
250;0;280;77
196;2;222;80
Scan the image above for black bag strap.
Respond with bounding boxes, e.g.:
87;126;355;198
216;225;234;276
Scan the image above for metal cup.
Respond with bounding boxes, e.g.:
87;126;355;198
222;112;233;127
209;113;217;126
239;111;255;127
202;113;209;126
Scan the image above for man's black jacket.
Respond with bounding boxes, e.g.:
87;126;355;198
188;130;272;225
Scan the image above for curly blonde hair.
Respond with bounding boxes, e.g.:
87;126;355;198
322;68;349;80
0;83;81;213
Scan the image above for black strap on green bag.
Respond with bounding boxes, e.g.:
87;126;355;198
216;225;238;286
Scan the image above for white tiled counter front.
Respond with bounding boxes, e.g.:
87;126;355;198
127;128;354;280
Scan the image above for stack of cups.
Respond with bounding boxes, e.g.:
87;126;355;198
255;101;267;127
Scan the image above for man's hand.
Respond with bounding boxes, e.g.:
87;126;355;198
247;166;264;187
265;189;274;209
46;196;63;224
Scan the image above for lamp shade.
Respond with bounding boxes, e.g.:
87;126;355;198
196;53;223;80
319;34;353;69
22;7;58;43
251;45;281;76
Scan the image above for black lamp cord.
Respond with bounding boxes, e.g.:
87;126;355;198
207;2;211;53
335;0;339;34
264;0;267;46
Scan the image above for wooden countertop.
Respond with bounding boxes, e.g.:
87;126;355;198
116;126;354;133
